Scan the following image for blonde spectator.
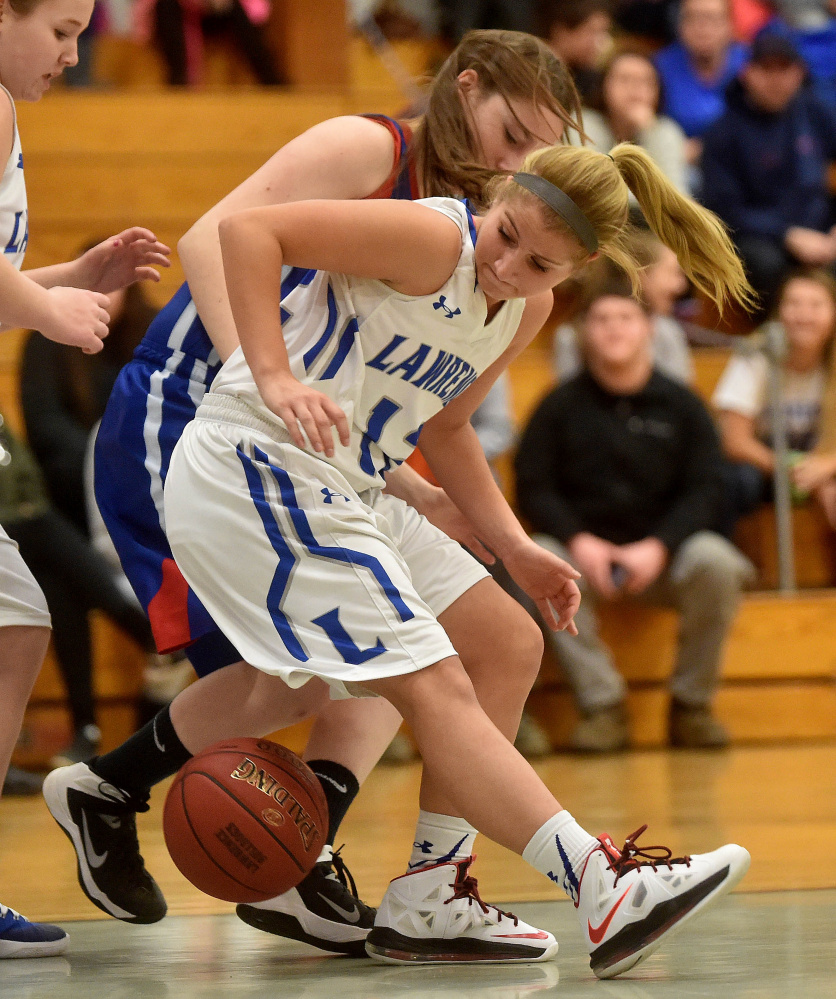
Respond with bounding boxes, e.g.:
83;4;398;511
714;269;836;533
584;50;691;195
555;234;694;384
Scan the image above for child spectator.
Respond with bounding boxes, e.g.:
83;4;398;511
714;269;836;533
701;33;836;315
517;273;753;752
555;234;694;384
654;0;748;163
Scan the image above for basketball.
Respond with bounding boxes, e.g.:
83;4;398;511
162;737;329;903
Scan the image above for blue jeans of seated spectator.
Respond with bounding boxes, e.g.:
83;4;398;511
720;461;771;539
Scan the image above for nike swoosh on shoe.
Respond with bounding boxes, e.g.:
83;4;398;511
81;813;109;869
318;893;361;923
588;887;631;945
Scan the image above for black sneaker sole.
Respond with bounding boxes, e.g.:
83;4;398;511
236;904;369;957
365;927;558;964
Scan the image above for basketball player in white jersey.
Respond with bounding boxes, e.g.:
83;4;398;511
45;30;582;956
164;143;754;977
0;0;168;957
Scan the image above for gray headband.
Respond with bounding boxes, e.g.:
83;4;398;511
512;172;598;255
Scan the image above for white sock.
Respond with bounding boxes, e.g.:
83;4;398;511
407;810;478;871
522;810;599;902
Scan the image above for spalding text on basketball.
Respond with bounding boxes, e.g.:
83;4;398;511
230;758;320;850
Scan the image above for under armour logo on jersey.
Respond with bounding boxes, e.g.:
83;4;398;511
433;295;461;319
413;840;433;854
321;488;350;504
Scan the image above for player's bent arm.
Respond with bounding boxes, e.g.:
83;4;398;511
180;116;398;362
220;200;462;381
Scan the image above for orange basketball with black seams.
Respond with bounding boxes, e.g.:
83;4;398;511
163;737;328;903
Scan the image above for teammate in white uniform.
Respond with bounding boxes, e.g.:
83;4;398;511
165;143;756;976
0;0;168;958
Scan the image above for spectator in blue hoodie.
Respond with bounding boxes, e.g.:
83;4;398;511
701;33;836;315
654;0;748;165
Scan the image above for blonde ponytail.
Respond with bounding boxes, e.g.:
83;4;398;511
610;144;756;314
496;143;757;316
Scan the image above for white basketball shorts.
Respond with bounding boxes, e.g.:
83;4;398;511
164;401;489;698
0;526;51;629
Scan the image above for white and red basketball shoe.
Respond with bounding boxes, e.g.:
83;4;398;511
365;857;559;964
575;826;750;979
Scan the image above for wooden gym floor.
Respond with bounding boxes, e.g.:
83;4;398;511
2;742;835;996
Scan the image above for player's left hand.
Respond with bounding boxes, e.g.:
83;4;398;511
503;539;581;634
76;228;172;293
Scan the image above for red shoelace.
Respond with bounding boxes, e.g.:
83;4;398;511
445;862;519;926
607;825;692;885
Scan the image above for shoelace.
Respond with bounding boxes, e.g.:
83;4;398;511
445;862;519;926
0;903;22;923
607;825;692;886
321;845;360;899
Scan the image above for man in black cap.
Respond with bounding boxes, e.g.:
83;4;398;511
701;32;836;314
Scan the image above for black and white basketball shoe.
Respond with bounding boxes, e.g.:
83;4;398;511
236;845;376;956
42;762;166;924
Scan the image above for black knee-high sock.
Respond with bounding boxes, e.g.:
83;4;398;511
306;759;360;847
90;705;192;798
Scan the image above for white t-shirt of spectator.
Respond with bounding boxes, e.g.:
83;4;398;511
712;351;826;452
554;315;694;385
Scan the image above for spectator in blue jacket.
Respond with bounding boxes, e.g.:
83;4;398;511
701;32;836;315
654;0;748;164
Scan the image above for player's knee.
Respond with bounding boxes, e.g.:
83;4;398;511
515;609;544;683
490;603;543;692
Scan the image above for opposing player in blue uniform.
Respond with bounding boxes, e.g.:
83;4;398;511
0;0;168;958
164;142;754;975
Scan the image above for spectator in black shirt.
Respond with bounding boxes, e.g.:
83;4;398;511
515;275;754;752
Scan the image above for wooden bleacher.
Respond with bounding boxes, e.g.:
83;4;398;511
508;338;836;746
3;66;834;761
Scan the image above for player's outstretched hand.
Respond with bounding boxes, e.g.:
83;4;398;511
503;538;581;634
75;228;172;293
261;373;351;457
40;286;111;354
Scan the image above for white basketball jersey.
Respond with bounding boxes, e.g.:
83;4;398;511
0;85;28;271
211;198;525;493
